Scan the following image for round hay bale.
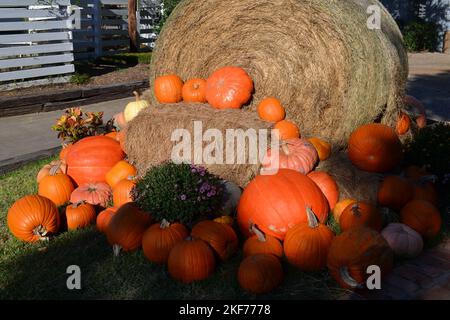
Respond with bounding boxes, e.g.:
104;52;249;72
124;104;272;187
148;0;408;146
316;152;382;204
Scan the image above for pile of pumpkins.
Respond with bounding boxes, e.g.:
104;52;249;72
6;65;443;295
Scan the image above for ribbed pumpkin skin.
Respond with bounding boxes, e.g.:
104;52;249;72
332;199;356;222
238;254;283;294
308;137;331;161
327;227;394;289
400;200;442;239
106;203;153;251
377;176;413;211
59;144;73;161
38;173;74;206
96;207;118;233
381;223;423;258
238;169;329;240
168;238;216;283
191;220;238;261
182;78;207;103
70;182;112;207
273;120;301;140
396;111;411;135
65;203;96;230
348;123;402;173
7;195;59;242
243;234;283;259
154;74;184;103
257;97;285;122
66;136;125;185
307;171;339;210
339;202;382;232
105;160;137;188
113;179;136;207
36;160;67;183
142;222;189;264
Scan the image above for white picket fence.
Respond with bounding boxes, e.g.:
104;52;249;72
0;0;162;84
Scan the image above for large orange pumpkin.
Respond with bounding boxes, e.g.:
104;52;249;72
377;176;413;211
105;160;137;188
96;207;118;233
7;195;60;242
106;203;153;254
308;137;332;161
65;202;96;230
307;171;339;210
191;220;238;261
238;254;283;294
70;182;112;208
182;78;207;103
339;202;382;232
237;169;329;240
327;227;394;289
154;74;184;103
38;168;75;207
273;120;301;140
348;123;403;173
400;200;442;239
205;66;253;109
59;143;73;161
142;219;189;264
168;237;216;283
257;97;286;122
243;224;283;259
284;207;335;271
66;136;125;185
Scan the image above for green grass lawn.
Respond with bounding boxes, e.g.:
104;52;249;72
0;157;349;300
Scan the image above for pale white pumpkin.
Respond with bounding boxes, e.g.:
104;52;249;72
381;223;423;258
123;91;150;122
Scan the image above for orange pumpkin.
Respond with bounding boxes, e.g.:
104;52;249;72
339;202;382;232
400;200;442;239
7;195;60;242
237;169;329;240
404;95;427;128
348;123;403;173
70;182;112;208
168;237;216;283
243;224;283;259
238;254;283;294
66;136;125;185
191;220;238;261
38;167;75;207
377;176;413;211
262;138;318;175
36;160;67;183
117;130;126;152
182;78;207;103
154;74;184;103
106;202;153;254
307;137;332;161
105;160;137;188
142;219;189;264
112;178;136;207
327;227;394;289
412;179;438;206
396;111;411;135
284;207;335;271
307;171;339;210
273;120;301;140
332;199;356;222
105;131;118;140
59;143;73;161
96;207;118;233
257;97;286;122
205;66;253;109
65;202;96;230
213;215;234;226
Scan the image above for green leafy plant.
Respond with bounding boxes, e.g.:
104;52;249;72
51;108;116;143
70;73;91;85
133;162;224;224
402;19;439;52
404;122;450;178
156;0;182;33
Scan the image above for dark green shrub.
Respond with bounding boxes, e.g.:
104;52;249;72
133;162;224;224
402;19;439;52
70;73;91;85
404;122;450;178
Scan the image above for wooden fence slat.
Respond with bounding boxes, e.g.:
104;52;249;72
102;39;128;47
0;9;65;19
0;31;72;44
0;53;74;69
0;42;73;58
0;0;71;7
102;9;128;16
101;0;128;5
0;64;74;82
0;20;70;32
101;29;128;35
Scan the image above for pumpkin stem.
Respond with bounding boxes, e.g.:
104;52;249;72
280;143;290;155
113;244;121;257
340;266;362;289
306;207;319;228
71;201;84;208
133;91;140;102
49;161;61;176
33;225;49;241
250;223;266;242
351;203;361;217
160;219;170;229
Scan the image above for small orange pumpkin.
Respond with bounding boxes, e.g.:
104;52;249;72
238;254;283;294
273;120;301;140
396;111;411;135
105;160;137;188
243;224;283;259
182;78;207;103
112;177;136;207
257;97;286;122
332;199;356;222
400;200;442;239
154;74;184;103
307;137;332;161
36;160;67;183
38;166;75;207
65;202;96;230
377;176;413;211
339;202;382;232
96;207;118;233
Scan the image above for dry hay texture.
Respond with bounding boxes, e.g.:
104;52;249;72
148;0;408;146
124;103;272;187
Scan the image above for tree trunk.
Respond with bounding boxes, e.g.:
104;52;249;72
128;0;138;52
